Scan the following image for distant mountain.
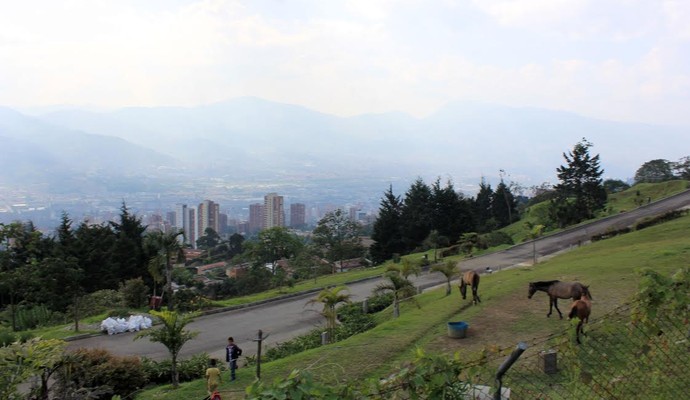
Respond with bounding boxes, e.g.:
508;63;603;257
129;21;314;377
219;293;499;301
5;98;689;197
0;107;179;193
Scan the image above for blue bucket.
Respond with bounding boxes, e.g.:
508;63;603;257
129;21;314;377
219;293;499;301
447;321;468;338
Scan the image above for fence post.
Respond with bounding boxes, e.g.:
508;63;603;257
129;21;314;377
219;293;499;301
362;299;368;314
494;342;528;400
253;329;269;379
321;331;329;345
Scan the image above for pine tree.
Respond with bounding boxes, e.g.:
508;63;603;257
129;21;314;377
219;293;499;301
370;185;404;264
400;178;433;253
550;138;607;227
473;178;494;233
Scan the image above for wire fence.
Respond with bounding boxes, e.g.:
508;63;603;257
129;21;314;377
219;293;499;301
464;301;690;399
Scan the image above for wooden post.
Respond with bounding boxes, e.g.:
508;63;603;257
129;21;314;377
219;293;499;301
362;299;368;314
253;329;269;379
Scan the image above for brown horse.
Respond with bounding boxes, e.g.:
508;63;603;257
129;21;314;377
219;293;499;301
568;293;592;344
528;280;592;319
459;270;481;305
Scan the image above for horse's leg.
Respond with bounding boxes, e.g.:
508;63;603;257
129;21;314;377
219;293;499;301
575;320;582;344
547;297;553;317
554;298;563;319
473;287;481;304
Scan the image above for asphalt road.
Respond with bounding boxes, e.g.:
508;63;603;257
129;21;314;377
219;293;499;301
67;189;690;362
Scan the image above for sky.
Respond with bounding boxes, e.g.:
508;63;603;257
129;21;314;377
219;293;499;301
1;0;689;126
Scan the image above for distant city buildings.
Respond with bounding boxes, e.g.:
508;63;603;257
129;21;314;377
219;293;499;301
263;192;285;229
197;200;220;247
290;203;306;228
248;203;263;233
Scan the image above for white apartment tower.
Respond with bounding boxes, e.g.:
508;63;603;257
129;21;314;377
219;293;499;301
174;204;190;245
263;193;285;229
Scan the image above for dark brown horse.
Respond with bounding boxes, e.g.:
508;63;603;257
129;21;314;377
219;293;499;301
528;280;591;319
568;293;592;344
459;270;481;305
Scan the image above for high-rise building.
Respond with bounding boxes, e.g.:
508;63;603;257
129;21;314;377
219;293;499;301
248;203;263;233
188;207;197;247
263;193;285;229
290;203;306;228
175;204;190;245
198;200;220;238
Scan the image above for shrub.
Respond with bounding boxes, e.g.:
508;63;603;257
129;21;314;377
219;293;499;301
15;304;57;330
174;288;212;312
141;353;211;385
55;348;147;399
119;278;149;309
84;290;123;317
482;231;514;247
0;330;17;347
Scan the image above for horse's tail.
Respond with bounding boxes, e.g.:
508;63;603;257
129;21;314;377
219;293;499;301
568;302;579;319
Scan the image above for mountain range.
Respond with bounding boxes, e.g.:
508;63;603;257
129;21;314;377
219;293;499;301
1;97;688;196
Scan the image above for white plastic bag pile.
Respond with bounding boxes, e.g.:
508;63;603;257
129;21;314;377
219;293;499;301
100;315;153;335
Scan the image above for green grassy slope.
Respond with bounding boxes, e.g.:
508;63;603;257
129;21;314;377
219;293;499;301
136;212;690;399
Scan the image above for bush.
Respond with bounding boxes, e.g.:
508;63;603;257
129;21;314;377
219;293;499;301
15;304;58;330
0;330;17;347
119;278;149;309
141;353;211;385
174;288;212;312
55;348;147;399
482;231;514;247
84;290;124;317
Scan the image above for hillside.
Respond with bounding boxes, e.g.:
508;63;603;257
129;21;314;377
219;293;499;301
137;211;690;399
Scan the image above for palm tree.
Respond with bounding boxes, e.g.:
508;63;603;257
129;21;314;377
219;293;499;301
373;271;418;318
432;260;458;296
307;286;352;343
388;257;421;279
135;310;198;388
525;222;545;265
145;230;185;311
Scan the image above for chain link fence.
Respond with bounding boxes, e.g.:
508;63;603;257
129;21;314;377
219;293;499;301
463;300;690;399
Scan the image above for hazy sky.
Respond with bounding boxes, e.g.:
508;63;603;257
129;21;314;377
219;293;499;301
1;0;689;125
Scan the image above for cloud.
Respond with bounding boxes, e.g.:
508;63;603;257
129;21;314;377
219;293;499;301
0;0;688;126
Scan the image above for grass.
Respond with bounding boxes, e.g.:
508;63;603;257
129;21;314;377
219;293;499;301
136;213;690;399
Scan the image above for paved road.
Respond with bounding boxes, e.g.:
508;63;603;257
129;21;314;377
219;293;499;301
67;189;690;362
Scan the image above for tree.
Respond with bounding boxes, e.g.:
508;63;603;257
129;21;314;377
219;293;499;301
373;270;417;318
109;203;148;286
388;258;421;280
135;310;199;388
492;178;517;228
603;179;630;194
634;159;674;184
430;178;474;241
550;138;607;227
196;227;220;250
0;338;66;400
400;178;433;252
423;229;448;263
370;185;404;264
524;222;545;265
473;178;494;232
312;209;364;273
306;286;352;343
245;227;303;274
145;230;185;311
431;261;458;296
672;156;690;180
